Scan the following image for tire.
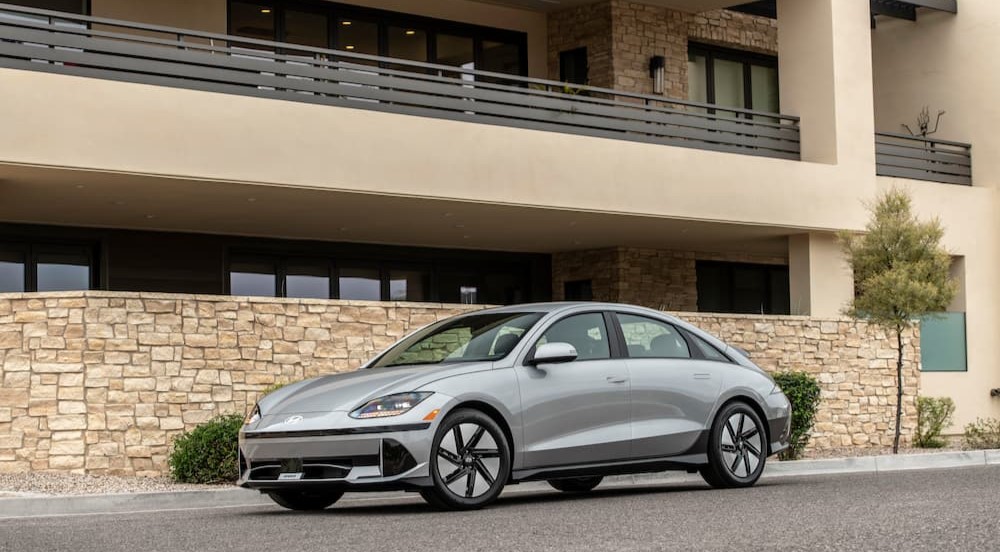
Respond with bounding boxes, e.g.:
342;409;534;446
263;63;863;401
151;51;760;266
267;488;344;511
548;476;603;493
700;401;767;489
421;408;511;511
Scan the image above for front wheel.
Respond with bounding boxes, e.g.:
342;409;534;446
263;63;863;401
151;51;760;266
267;488;344;511
700;402;767;489
421;409;511;511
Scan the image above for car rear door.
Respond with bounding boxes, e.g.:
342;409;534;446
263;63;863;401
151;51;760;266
514;311;631;468
613;312;724;458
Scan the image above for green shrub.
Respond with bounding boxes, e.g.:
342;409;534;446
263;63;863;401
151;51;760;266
963;418;1000;450
773;371;822;461
914;396;956;448
168;413;243;484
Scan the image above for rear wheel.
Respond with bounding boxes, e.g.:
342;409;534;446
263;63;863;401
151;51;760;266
548;476;603;493
267;488;344;511
700;402;767;489
421;409;511;511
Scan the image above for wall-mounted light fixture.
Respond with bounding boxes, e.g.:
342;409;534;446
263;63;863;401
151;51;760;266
991;388;1000;398
649;55;665;95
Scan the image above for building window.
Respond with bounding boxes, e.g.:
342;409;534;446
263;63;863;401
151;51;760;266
228;1;528;77
919;313;967;372
0;0;87;14
564;280;593;301
559;47;588;85
0;242;96;293
688;43;778;115
696;261;789;315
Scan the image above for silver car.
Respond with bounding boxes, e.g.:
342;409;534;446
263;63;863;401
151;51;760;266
239;302;791;511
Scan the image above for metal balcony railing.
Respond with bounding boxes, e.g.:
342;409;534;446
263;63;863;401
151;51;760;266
0;3;801;160
875;132;972;186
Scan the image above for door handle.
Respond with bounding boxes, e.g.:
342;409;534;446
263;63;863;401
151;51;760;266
693;373;712;380
606;376;628;384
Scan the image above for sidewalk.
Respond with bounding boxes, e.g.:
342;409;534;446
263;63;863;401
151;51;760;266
2;449;997;519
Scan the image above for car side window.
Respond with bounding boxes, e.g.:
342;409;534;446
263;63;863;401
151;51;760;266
617;314;690;359
535;313;611;361
687;332;731;363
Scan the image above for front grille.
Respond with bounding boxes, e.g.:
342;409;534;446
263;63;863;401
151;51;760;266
246;455;378;481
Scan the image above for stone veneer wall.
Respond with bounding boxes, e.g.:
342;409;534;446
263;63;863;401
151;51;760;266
552;247;787;311
0;292;917;476
546;1;615;89
549;1;778;98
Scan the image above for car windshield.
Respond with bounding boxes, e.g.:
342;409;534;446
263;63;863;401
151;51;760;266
370;312;544;368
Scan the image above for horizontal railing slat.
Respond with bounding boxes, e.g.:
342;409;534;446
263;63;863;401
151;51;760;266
876;165;971;186
876;154;972;177
0;4;801;160
874;131;972;186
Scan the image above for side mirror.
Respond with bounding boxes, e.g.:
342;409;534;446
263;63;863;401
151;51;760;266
528;342;578;366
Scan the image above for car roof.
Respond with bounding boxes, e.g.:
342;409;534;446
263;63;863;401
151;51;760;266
475;301;675;318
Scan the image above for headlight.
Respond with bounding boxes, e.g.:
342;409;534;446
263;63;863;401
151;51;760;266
770;383;784;395
350;392;433;419
244;403;261;425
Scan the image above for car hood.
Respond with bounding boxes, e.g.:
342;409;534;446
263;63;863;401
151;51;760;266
258;361;491;415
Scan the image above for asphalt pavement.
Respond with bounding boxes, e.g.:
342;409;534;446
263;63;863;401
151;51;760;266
2;465;999;552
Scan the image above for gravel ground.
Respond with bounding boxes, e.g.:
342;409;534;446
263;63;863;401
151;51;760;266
800;445;962;459
0;472;229;497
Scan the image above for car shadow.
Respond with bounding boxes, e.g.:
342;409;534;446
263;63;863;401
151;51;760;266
245;479;788;517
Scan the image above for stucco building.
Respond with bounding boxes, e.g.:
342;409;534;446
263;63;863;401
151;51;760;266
0;0;996;445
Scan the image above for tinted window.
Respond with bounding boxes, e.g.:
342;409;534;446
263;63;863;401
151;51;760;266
36;250;91;292
230;1;276;42
618;314;690;359
536;313;610;361
696;261;790;315
0;250;25;293
339;267;380;300
286;263;330;299
686;332;731;362
230;259;277;296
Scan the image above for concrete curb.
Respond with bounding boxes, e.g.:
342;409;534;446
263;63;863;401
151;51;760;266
1;449;997;519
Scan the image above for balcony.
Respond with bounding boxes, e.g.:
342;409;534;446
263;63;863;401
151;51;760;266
875;132;972;186
0;3;800;161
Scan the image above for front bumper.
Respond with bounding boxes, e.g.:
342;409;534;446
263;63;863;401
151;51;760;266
238;401;449;491
765;390;793;456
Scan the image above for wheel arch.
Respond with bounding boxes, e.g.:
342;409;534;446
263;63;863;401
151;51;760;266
714;395;773;455
446;399;517;475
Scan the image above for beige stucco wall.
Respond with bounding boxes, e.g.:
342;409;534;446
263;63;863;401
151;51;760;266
871;0;1000;429
0;292;918;476
0;0;995;428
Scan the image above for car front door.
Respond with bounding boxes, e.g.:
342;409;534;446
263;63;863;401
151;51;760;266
515;312;631;468
615;313;723;458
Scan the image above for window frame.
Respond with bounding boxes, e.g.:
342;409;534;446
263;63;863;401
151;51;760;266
227;0;529;77
688;42;779;115
525;311;622;364
0;239;98;293
611;312;698;361
695;260;790;316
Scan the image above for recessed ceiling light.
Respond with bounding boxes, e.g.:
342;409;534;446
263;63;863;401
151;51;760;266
247;197;257;202
341;20;352;25
75;184;85;189
260;8;271;14
443;212;453;217
339;227;349;232
463;235;471;239
145;214;155;219
345;45;355;50
405;30;416;35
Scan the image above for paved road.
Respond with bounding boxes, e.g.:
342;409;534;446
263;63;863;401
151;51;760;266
3;466;999;552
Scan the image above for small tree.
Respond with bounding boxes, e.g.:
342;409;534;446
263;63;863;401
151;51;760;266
839;189;956;454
